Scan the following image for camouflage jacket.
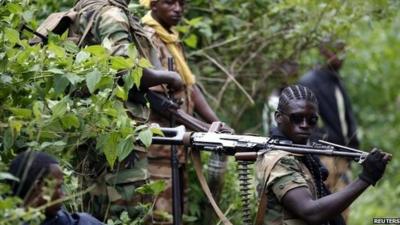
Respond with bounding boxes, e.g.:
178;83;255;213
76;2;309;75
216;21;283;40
255;150;318;225
143;25;194;163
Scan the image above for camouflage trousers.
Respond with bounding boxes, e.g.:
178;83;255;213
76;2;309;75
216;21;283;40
320;156;352;222
77;149;152;222
147;144;188;225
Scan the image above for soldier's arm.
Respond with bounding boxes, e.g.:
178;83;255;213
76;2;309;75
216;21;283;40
97;7;183;90
281;179;368;224
192;85;219;123
281;150;390;224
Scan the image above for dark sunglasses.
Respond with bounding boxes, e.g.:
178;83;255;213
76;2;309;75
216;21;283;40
279;111;319;126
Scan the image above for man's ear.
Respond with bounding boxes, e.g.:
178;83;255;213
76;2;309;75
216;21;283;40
150;1;158;11
275;111;282;124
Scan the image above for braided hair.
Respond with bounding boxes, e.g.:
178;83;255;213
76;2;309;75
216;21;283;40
277;84;318;113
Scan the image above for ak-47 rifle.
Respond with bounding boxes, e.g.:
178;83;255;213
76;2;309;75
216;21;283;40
152;125;369;163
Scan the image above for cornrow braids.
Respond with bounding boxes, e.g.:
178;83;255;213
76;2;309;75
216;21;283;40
277;85;318;112
302;155;328;198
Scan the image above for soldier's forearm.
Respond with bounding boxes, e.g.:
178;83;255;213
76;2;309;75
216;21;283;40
192;85;219;123
282;179;369;224
140;68;173;88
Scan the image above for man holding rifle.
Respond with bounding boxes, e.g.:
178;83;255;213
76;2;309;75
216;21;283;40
255;85;390;225
139;0;229;223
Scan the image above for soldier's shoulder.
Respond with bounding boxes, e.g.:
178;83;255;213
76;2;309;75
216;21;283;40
100;6;129;24
142;25;164;46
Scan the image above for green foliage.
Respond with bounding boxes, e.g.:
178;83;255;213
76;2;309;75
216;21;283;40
341;12;400;224
1;0;399;224
0;0;154;223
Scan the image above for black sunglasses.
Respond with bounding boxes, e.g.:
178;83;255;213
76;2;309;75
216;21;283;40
279;111;319;126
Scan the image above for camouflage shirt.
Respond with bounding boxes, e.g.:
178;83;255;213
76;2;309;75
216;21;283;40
255;150;318;225
72;0;153;219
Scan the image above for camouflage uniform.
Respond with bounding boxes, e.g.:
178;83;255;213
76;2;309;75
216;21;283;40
72;0;156;220
142;25;194;224
255;150;317;225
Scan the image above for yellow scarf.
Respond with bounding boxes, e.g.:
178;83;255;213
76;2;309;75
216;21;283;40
142;11;196;85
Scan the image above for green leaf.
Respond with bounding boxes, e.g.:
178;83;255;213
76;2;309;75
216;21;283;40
116;136;134;162
6;3;23;14
111;56;134;70
138;58;152;68
150;127;164;136
115;85;128;101
75;51;91;64
86;70;102;94
61;114;80;129
136;180;166;195
48;43;65;58
33;101;44;119
186;17;203;26
8;107;32;119
0;172;19;182
138;128;152;147
128;44;138;59
51;99;68;118
102;133;120;168
131;67;143;88
9;119;23;137
184;34;198;48
65;73;84;85
3;128;14;151
54;74;69;94
63;40;79;53
47;68;65;74
4;28;20;45
85;45;107;57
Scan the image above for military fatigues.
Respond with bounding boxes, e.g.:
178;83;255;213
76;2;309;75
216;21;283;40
142;25;194;224
72;0;157;220
255;150;317;225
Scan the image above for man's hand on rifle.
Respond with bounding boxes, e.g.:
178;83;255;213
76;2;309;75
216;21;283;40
141;68;184;91
164;71;184;92
359;148;391;186
219;123;234;134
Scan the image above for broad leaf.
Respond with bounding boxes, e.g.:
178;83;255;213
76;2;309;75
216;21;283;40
115;85;128;101
8;107;32;119
116;136;134;162
101;133;120;168
86;70;102;94
61;114;80;129
138;128;152;147
111;56;133;70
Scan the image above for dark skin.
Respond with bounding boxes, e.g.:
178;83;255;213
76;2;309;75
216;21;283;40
24;164;64;218
142;68;184;92
275;99;390;224
149;0;221;124
320;41;346;72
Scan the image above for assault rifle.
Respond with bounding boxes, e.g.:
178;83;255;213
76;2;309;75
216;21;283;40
152;125;369;162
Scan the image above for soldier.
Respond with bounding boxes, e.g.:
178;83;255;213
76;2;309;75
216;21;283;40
255;85;390;225
299;38;358;220
139;0;228;223
8;151;104;225
70;0;185;221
